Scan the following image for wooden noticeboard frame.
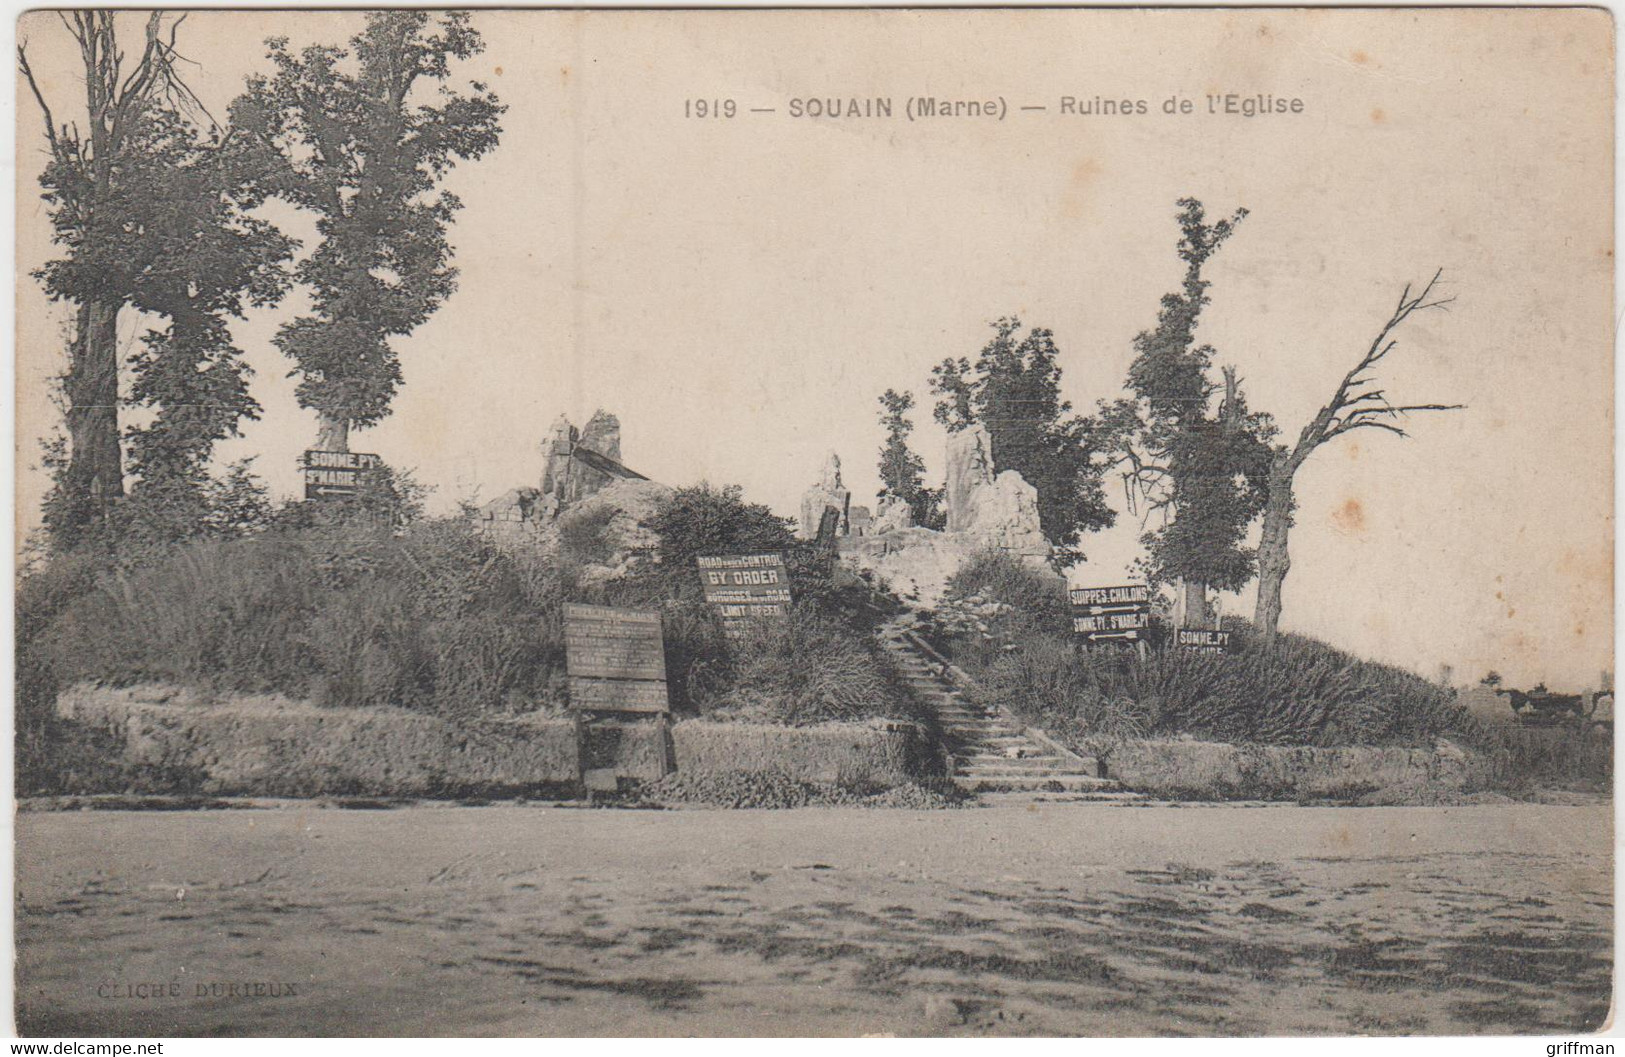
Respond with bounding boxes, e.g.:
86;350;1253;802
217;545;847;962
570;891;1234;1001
563;602;673;793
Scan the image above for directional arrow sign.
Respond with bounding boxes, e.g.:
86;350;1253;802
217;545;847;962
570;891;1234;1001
1074;603;1149;616
303;449;380;502
1074;611;1150;633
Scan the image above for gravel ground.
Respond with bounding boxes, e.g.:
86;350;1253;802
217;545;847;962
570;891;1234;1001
15;799;1613;1037
639;772;969;810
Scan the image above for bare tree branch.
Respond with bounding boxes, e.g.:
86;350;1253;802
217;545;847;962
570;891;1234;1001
16;43;61;157
1288;268;1463;466
1327;419;1411;439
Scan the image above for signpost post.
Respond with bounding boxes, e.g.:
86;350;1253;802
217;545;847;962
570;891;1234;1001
563;603;672;792
1070;584;1152;650
302;450;383;500
697;553;793;634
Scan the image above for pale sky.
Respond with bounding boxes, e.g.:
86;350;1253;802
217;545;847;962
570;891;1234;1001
14;9;1615;689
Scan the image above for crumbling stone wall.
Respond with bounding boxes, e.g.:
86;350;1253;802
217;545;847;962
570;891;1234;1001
55;686;931;796
542;409;623;509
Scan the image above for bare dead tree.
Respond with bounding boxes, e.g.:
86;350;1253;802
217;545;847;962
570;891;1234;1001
1253;268;1464;642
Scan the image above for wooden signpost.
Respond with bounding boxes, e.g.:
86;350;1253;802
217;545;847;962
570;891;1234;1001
563;603;672;792
303;450;383;500
1176;628;1231;654
1070;584;1152;644
563;603;669;710
698;553;793;633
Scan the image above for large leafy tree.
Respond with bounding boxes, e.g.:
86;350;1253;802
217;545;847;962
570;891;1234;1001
932;319;1116;564
231;11;505;453
1106;198;1276;627
19;12;294;552
875;389;943;529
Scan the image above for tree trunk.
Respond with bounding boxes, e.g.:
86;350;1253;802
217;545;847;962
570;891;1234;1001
1253;462;1296;644
63;299;125;504
315;413;350;453
1174;580;1216;629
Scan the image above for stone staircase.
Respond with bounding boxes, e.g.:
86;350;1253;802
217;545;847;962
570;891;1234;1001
880;621;1126;795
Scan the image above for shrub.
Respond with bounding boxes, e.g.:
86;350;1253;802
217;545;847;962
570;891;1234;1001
636;482;888;624
20;520;571;720
557;502;620;565
975;635;1154;769
710;606;910;725
958;622;1465;748
644;483;797;600
305;580;434;710
945;548;1069;630
1454;717;1612;792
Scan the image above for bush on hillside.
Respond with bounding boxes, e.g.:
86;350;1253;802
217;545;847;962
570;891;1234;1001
1453;716;1612;792
19;523;572;720
957;622;1464;748
707;606;912;726
557;502;620;566
927;549;1465;748
644;483;797;600
635;482;890;631
944;548;1070;630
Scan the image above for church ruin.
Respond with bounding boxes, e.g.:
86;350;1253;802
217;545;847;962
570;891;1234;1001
801;423;1057;605
474;409;662;542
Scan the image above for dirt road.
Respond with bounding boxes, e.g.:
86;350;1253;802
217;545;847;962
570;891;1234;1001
15;799;1613;1036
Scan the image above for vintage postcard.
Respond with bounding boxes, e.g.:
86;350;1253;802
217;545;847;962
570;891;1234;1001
11;7;1614;1039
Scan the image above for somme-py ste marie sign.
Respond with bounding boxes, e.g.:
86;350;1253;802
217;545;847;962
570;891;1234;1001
1070;584;1151;642
303;450;383;500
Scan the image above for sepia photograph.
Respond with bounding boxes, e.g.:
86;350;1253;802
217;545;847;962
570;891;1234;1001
9;6;1616;1039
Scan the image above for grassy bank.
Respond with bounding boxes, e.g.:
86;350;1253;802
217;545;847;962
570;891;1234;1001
922;551;1610;795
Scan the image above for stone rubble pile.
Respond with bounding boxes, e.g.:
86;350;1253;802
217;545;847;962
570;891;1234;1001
473;409;672;569
799;423;1055;605
797;451;851;540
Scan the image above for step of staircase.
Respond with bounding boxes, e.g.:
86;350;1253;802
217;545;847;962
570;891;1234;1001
953;773;1118;793
957;756;1093;773
975;789;1152;805
958;763;1099;777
